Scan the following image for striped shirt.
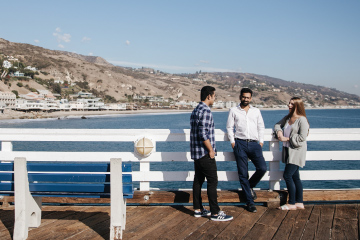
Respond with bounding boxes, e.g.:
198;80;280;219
190;102;216;160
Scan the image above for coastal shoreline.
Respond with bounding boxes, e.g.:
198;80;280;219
0;107;358;121
0;109;195;121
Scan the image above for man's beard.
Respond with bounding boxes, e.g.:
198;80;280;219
241;101;249;106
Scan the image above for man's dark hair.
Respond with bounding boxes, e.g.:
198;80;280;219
240;87;253;97
201;86;216;101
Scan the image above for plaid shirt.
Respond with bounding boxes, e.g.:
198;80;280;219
190;102;216;160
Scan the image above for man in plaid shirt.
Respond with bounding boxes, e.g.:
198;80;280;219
190;86;233;221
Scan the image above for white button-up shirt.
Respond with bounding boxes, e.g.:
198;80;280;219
226;105;265;144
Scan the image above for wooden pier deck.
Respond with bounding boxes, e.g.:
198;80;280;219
1;203;359;239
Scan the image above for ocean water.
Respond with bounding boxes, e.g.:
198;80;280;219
0;108;359;190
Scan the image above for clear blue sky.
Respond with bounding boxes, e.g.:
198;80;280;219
1;0;359;96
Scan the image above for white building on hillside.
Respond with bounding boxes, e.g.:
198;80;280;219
38;90;56;101
15;99;59;112
77;91;94;98
20;92;43;101
24;66;37;71
226;101;238;108
0;91;16;108
13;71;25;77
103;103;127;110
213;101;225;109
54;77;64;84
2;60;12;69
70;98;104;110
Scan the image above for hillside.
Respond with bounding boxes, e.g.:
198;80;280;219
1;38;359;107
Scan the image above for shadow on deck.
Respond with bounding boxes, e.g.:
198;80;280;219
1;203;359;239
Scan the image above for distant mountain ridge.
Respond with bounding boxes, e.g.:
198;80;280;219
54;51;113;67
218;72;359;99
0;38;359;107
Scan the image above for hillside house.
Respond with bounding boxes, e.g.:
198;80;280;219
38;90;56;101
0;91;16;108
77;91;94;98
225;101;237;108
103;103;126;110
213;101;225;109
13;71;25;77
15;99;58;112
54;78;64;84
69;98;104;110
7;56;18;61
2;60;12;68
20;92;43;101
24;66;37;71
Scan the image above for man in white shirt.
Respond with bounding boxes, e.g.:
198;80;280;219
226;88;267;213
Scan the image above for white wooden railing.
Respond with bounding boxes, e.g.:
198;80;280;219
1;128;360;191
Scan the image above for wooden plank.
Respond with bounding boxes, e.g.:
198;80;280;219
332;204;358;239
314;205;335;239
0;206;84;239
146;206;209;240
0;208;14;240
214;206;267;239
301;205;320;239
243;207;288;240
123;206;180;239
44;208;110;240
29;214;100;240
215;206;268;240
65;206;138;240
184;206;240;240
286;206;314;239
127;190;279;205
136;206;195;240
4;190;360;207
104;206;161;239
27;206;96;239
272;210;302;239
304;190;360;201
0;204;359;240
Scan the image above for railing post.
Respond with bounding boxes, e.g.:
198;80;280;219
269;140;280;190
1;141;13;164
110;158;125;240
139;162;150;191
1;141;13;152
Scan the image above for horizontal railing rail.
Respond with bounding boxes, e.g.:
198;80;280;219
1;128;360;191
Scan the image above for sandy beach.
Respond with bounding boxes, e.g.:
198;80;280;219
0;109;196;121
0;106;357;121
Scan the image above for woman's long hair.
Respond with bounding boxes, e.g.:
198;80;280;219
286;97;308;120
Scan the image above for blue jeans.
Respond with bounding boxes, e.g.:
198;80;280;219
283;162;303;204
233;139;267;205
193;154;220;215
